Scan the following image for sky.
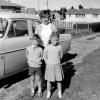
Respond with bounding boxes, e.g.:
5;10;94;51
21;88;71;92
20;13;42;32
10;0;100;10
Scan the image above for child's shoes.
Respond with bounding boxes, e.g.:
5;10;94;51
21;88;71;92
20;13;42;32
58;90;62;99
37;92;42;97
37;88;42;97
30;89;35;96
47;91;51;99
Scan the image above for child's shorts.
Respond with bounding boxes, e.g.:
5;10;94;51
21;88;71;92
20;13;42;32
29;67;41;76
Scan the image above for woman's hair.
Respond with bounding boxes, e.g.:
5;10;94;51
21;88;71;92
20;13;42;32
48;31;60;44
39;10;51;20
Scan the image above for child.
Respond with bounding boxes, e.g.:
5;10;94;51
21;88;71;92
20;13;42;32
26;34;43;96
43;32;64;99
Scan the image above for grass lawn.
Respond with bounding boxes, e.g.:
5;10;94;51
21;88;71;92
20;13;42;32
68;48;100;100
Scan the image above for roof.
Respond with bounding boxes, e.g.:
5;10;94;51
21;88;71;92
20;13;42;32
66;9;100;15
0;0;22;7
0;12;40;19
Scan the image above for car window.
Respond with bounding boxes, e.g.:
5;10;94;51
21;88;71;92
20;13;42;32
8;20;28;38
31;20;41;33
0;19;8;38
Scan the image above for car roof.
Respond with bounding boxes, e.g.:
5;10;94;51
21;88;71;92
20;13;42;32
0;12;40;19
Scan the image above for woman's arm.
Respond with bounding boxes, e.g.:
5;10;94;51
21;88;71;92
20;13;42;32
35;24;42;35
40;48;44;60
43;48;48;63
59;45;63;59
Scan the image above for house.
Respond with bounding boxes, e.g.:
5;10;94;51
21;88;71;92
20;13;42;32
0;0;24;13
66;8;100;23
24;8;37;14
51;11;61;20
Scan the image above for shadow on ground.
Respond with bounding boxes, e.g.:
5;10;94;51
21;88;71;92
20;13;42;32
61;53;77;62
0;70;29;89
61;53;77;93
62;62;76;93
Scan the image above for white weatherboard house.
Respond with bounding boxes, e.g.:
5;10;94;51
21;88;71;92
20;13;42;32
66;9;100;23
0;0;23;12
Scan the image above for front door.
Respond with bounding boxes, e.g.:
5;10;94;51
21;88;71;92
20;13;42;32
4;19;31;74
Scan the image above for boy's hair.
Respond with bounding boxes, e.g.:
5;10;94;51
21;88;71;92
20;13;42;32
30;34;41;42
48;31;60;44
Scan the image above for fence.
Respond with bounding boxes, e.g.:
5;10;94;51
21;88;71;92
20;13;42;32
53;20;74;29
53;20;92;34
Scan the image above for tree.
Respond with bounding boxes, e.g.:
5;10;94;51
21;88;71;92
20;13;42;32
79;4;84;9
59;7;67;19
71;6;74;9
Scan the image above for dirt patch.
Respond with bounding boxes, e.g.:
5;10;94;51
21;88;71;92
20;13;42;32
86;36;96;40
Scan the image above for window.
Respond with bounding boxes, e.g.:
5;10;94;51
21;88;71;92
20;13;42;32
0;19;8;38
82;14;85;18
31;20;41;33
76;14;78;18
69;14;71;17
8;20;28;38
94;14;98;18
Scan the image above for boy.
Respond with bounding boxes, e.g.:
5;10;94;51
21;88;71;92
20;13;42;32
26;34;43;96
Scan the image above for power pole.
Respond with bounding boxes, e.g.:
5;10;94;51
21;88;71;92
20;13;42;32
47;0;48;9
38;0;40;11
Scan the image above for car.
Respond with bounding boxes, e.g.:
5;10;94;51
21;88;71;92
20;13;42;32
0;12;72;79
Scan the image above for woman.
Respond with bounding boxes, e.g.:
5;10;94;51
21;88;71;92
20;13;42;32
35;10;58;47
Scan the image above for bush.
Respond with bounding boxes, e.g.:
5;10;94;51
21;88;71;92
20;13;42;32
74;24;88;29
58;28;65;34
90;23;100;32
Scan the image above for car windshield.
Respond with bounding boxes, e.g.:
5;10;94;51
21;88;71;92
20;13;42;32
0;18;8;38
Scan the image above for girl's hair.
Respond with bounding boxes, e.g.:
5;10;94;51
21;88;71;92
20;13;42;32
30;34;41;43
48;31;60;44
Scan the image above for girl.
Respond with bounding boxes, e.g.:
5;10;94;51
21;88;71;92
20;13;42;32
43;32;64;99
26;34;43;97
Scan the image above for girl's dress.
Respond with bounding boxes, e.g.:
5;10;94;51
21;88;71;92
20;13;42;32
44;44;64;82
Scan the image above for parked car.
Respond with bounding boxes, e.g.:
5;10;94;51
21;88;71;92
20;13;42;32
0;12;72;79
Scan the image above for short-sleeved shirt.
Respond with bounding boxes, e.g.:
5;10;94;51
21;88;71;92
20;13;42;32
35;23;57;47
43;44;63;64
26;45;43;68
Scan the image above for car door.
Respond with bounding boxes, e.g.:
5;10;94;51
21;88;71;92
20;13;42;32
0;19;8;78
0;39;5;77
3;19;32;75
